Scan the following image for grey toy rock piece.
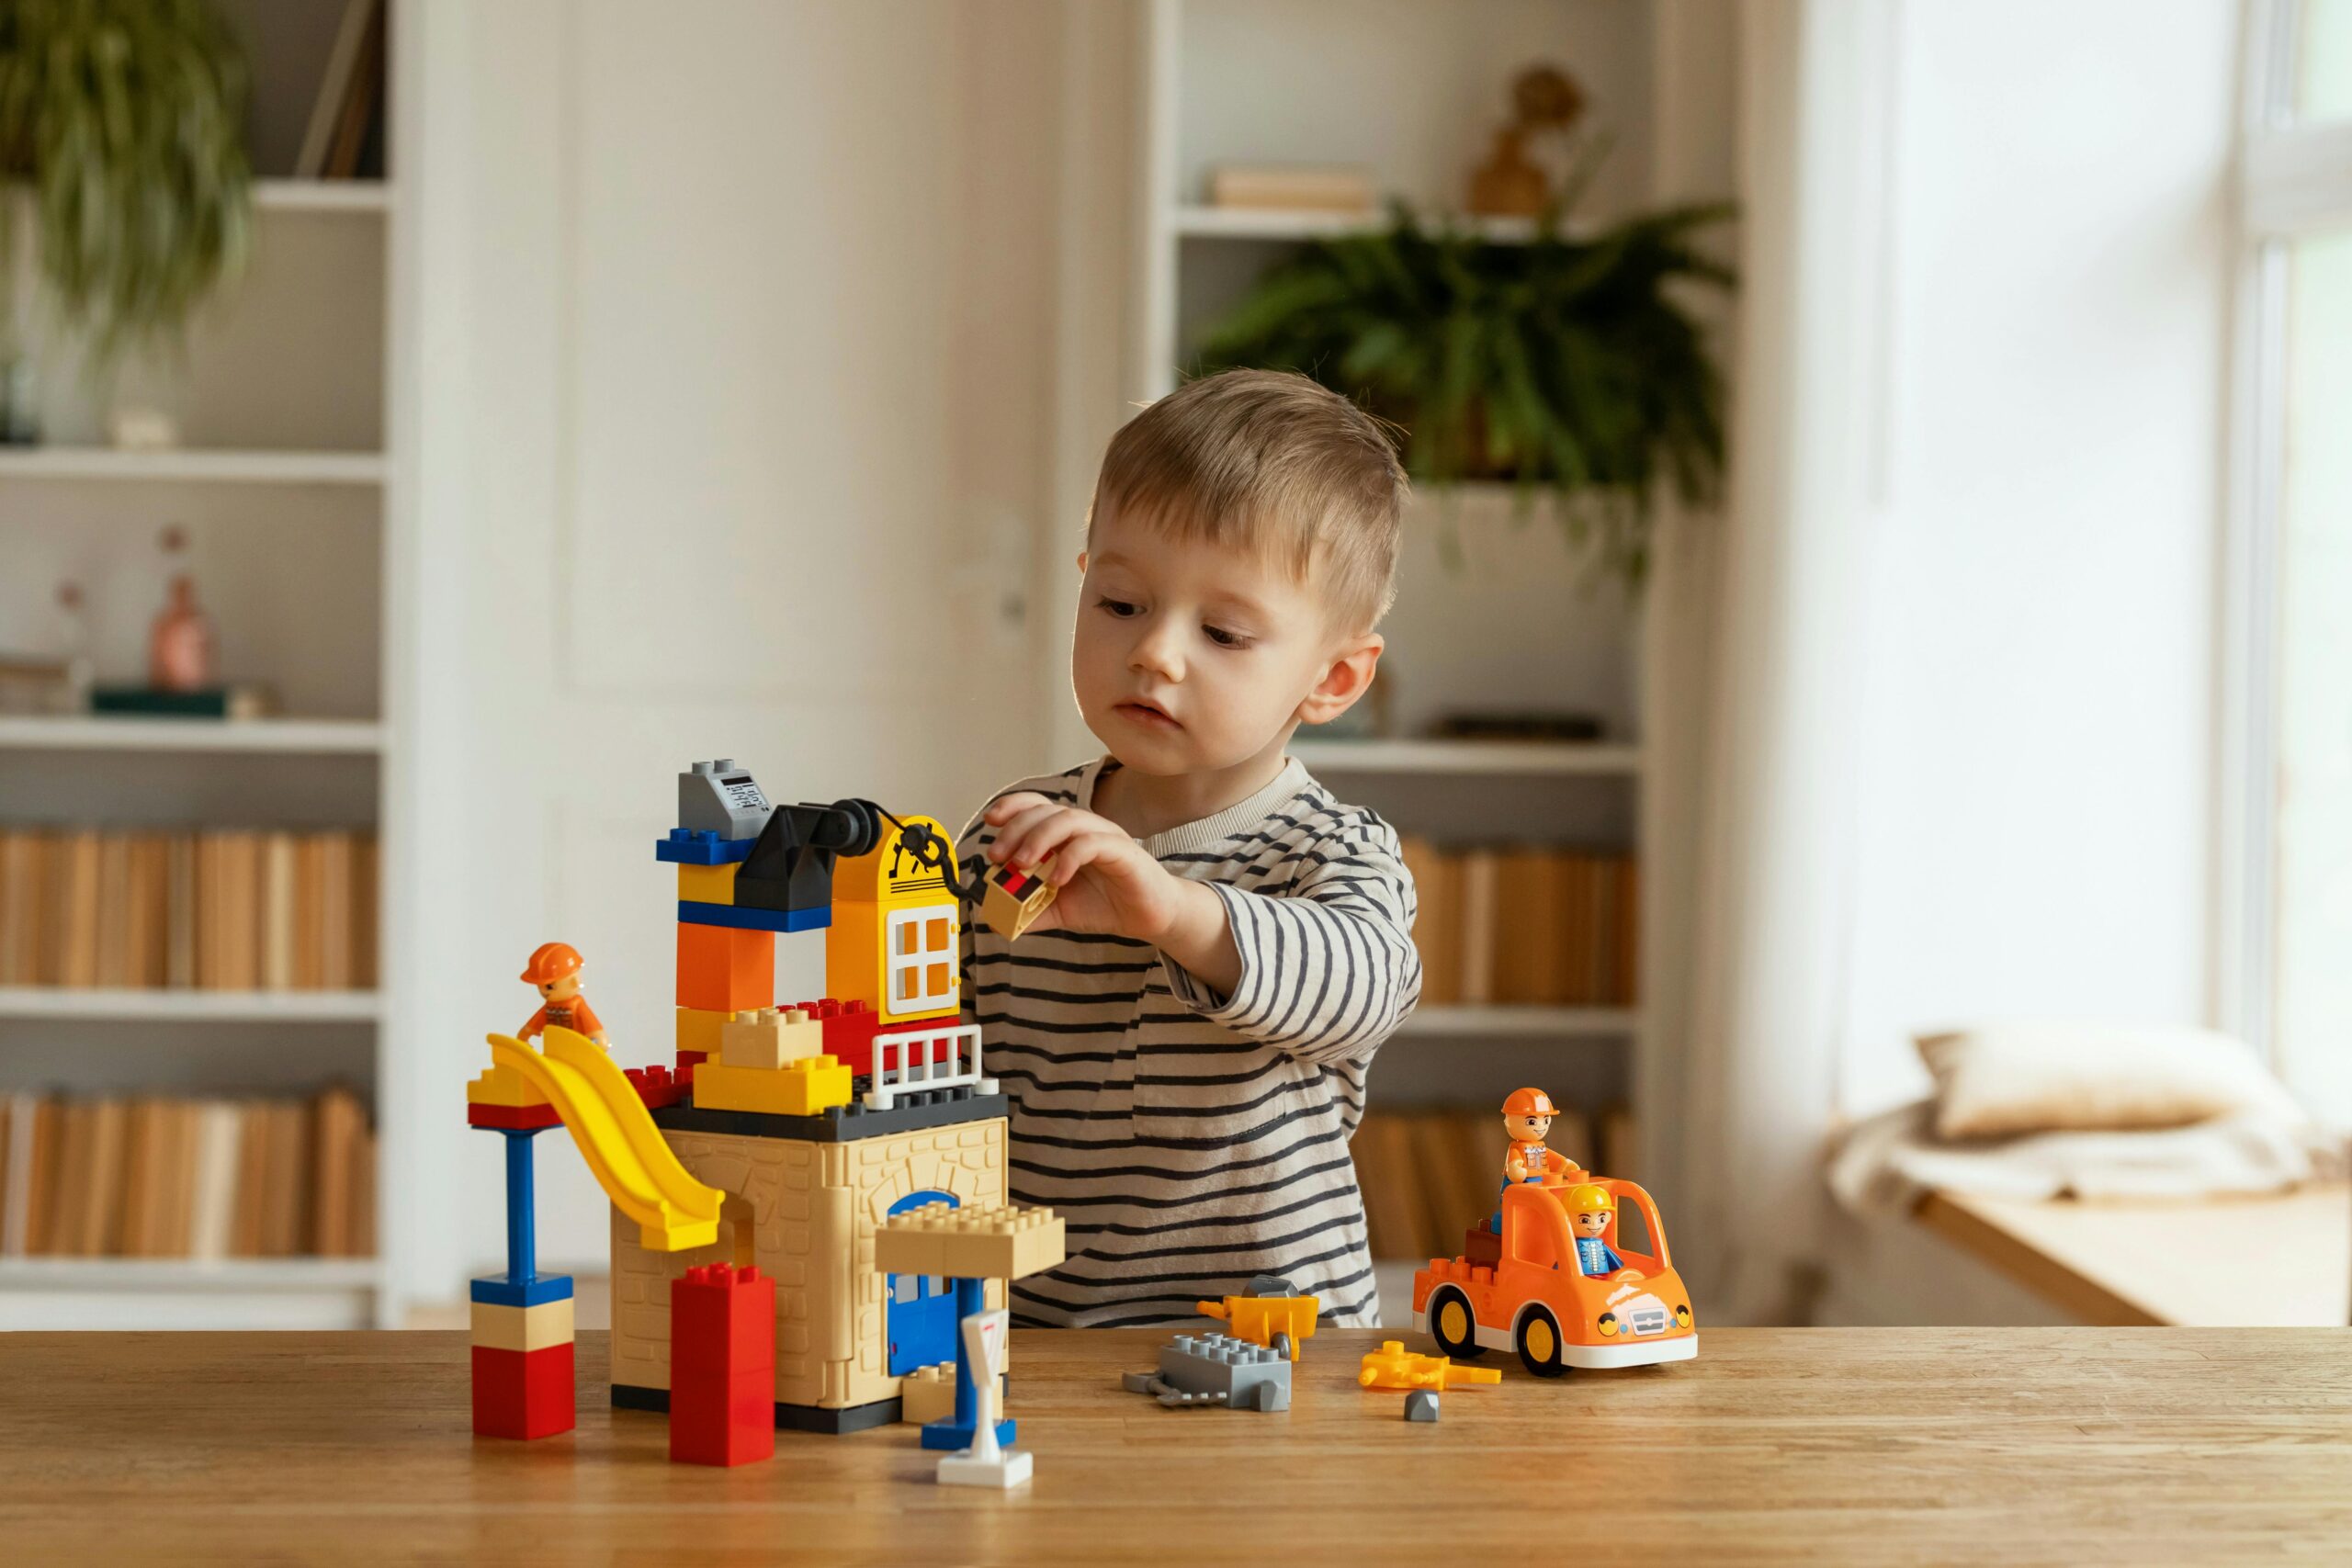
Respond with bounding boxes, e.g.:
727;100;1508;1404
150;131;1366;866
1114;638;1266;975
1118;1330;1292;1412
1404;1389;1441;1423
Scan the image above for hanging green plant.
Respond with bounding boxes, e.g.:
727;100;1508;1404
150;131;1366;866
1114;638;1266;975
0;0;254;371
1193;197;1735;588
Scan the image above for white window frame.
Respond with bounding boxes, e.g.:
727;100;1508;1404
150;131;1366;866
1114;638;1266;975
884;902;958;1016
2218;0;2352;1057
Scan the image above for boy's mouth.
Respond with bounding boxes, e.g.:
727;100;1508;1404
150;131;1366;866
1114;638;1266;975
1114;698;1182;731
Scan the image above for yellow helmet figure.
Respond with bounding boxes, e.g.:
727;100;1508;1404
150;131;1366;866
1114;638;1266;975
1567;1183;1615;1213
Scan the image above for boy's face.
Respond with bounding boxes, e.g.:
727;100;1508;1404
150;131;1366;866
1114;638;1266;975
1073;505;1379;780
1576;1209;1611;1238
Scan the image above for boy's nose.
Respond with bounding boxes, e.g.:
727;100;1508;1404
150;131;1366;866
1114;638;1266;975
1129;625;1184;682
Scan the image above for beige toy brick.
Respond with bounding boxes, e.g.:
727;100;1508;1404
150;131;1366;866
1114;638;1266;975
875;1201;1065;1282
719;1006;823;1070
899;1360;1004;1426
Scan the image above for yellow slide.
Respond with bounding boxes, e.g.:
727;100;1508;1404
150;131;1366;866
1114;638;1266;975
486;1025;722;1252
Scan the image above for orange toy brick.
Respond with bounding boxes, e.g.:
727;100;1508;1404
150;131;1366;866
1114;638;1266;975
675;923;775;1014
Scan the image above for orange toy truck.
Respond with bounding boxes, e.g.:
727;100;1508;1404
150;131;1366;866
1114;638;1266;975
1411;1177;1697;1376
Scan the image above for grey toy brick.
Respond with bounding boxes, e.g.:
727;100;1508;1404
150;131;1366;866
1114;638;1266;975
1120;1329;1292;1412
1404;1390;1441;1423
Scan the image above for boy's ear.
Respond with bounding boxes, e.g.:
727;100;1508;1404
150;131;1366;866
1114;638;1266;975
1296;634;1383;728
1076;549;1089;573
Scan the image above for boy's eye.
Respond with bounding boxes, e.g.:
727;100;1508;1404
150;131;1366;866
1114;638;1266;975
1203;623;1254;649
1094;595;1141;618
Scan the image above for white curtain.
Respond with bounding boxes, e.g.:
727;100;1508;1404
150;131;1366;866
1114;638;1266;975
1665;0;1897;1325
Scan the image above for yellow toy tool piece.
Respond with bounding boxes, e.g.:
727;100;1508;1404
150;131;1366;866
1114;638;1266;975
485;1025;723;1252
1358;1339;1502;1393
1196;1286;1320;1361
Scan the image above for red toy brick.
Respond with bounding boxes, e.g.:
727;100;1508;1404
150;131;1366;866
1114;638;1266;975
624;1065;687;1110
787;997;881;1077
670;1263;775;1467
467;1102;563;1132
675;1049;707;1085
471;1341;575;1439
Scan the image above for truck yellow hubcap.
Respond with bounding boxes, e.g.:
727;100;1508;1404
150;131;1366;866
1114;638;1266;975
1525;1317;1556;1362
1438;1299;1469;1343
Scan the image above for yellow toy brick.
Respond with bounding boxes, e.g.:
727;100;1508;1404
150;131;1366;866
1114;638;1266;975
826;812;964;1025
675;1006;729;1057
674;861;740;904
466;1063;549;1109
875;1201;1066;1282
692;1055;853;1117
470;1297;574;1353
720;1006;822;1070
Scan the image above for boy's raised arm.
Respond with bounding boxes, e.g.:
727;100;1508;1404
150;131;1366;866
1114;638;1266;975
1159;820;1422;1066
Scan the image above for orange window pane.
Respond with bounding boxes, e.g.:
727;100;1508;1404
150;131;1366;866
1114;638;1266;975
926;917;950;953
926;962;950;996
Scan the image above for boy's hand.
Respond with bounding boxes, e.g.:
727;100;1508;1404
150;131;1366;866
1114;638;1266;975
982;794;1186;942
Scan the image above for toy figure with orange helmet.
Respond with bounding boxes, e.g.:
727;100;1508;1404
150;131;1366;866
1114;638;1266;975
1489;1086;1584;1234
517;942;608;1048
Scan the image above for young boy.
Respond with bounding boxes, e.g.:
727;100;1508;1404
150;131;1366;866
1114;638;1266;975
958;367;1420;1328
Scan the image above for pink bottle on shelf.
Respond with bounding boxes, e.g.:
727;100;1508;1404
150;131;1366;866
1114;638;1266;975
149;574;215;692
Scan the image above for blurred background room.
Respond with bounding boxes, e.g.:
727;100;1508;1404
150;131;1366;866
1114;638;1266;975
0;0;2346;1336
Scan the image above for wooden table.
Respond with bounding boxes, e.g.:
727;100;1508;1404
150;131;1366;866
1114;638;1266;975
1918;1183;2351;1326
3;1327;2349;1564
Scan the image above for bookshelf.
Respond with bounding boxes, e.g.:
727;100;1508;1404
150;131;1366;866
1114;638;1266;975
0;0;407;1330
1136;0;1666;1318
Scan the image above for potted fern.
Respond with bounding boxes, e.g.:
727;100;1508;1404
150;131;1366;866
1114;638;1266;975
1194;198;1734;587
0;0;254;430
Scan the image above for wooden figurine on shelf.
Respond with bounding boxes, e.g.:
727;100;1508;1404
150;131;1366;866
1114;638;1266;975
518;942;609;1048
1467;64;1588;219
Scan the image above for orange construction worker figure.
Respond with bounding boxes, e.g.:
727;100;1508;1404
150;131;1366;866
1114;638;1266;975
518;942;609;1048
1567;1184;1642;1281
1492;1087;1582;1234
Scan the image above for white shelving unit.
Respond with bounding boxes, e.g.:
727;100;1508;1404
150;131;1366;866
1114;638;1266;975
0;7;408;1330
0;446;388;485
0;987;383;1023
1290;738;1642;776
0;716;386;753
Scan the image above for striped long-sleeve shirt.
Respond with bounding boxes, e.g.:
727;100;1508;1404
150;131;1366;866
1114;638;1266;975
957;754;1420;1328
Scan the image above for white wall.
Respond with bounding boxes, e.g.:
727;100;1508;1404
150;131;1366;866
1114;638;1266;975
393;0;1072;1313
1836;0;2235;1117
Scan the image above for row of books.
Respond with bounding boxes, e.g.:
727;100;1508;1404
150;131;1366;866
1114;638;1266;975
0;829;378;991
0;1086;375;1260
1353;1102;1634;1263
1397;840;1638;1008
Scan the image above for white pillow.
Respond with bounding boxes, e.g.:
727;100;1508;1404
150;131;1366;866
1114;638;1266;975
1913;1021;2307;1140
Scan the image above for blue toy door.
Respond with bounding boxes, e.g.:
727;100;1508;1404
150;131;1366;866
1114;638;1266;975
886;1190;959;1375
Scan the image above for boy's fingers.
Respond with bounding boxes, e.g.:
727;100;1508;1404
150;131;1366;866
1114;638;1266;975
987;802;1068;864
1012;809;1110;869
981;792;1052;828
1042;827;1131;886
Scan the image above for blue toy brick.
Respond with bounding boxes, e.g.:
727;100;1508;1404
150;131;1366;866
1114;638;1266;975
470;1273;576;1308
675;900;830;934
653;830;757;866
921;1416;1017;1451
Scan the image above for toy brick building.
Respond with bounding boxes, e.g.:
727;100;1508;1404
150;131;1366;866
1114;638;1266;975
607;762;1009;1433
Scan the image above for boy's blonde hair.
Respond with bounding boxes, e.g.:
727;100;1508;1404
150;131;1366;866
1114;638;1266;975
1089;368;1408;633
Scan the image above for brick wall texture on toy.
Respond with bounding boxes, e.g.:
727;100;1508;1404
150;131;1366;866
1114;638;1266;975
1396;838;1636;1007
1351;1101;1634;1262
0;827;379;990
0;1085;376;1259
